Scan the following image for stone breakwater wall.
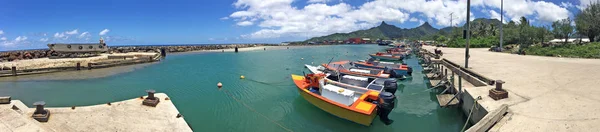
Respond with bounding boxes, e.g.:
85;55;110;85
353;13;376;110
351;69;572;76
0;44;278;62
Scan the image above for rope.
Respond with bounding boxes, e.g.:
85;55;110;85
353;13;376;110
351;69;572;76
461;96;482;132
221;89;293;132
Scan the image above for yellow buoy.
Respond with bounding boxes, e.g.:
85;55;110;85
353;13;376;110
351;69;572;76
240;75;245;79
217;82;223;88
338;89;345;93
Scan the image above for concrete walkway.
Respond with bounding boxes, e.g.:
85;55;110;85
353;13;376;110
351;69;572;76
424;46;600;132
0;93;192;132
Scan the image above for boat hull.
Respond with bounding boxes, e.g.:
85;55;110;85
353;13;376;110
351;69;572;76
292;75;377;126
353;63;409;77
369;54;401;61
297;88;377;126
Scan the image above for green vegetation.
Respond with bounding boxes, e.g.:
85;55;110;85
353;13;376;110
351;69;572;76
304;3;600;58
525;42;600;58
306;21;438;42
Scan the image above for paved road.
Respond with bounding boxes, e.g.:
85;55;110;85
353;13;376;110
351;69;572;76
424;46;600;132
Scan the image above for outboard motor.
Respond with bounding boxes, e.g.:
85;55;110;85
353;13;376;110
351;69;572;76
378;92;396;125
383;79;398;94
407;67;413;76
383;66;395;76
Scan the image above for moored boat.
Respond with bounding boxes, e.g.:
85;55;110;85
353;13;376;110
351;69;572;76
321;61;390;78
352;59;412;77
291;73;397;126
369;52;403;61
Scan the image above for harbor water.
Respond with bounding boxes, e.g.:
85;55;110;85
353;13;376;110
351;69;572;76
0;45;468;131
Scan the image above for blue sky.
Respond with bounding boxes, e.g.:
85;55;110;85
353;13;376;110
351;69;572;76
0;0;588;51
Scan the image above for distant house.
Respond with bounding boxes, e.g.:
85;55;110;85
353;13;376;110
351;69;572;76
348;38;363;44
280;42;290;45
48;38;108;53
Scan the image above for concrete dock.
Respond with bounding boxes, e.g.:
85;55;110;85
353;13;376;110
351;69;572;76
422;46;600;131
0;93;192;132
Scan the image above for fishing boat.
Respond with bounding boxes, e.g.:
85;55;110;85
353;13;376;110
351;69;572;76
369;52;403;61
321;61;390;78
291;73;397;126
352;59;412;77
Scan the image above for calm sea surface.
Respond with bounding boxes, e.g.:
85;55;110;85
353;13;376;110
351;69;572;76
0;45;467;132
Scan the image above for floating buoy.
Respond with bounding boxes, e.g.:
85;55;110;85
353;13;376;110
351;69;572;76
240;75;245;79
217;82;223;88
301;58;304;60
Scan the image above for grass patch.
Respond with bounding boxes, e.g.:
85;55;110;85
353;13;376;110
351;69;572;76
524;42;600;58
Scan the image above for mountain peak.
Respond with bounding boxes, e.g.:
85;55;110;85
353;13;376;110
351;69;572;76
380;21;388;25
419;22;433;28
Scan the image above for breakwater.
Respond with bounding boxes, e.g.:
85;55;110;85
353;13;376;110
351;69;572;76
0;44;279;62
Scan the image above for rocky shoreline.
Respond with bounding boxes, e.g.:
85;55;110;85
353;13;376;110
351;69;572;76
0;44;279;62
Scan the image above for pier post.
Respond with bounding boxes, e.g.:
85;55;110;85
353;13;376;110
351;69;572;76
160;48;167;57
143;89;160;107
11;66;17;76
235;47;238;53
88;63;92;70
77;63;81;70
32;101;50;122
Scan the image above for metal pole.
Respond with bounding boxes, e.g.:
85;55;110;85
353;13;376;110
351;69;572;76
465;0;471;68
450;12;453;28
500;0;503;52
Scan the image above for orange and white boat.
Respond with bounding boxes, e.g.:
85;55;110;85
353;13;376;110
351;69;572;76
321;61;390;78
291;73;397;126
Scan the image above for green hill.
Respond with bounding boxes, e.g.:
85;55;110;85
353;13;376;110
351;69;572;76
306;21;439;42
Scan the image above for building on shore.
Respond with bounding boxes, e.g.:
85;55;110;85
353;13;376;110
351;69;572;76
48;38;108;53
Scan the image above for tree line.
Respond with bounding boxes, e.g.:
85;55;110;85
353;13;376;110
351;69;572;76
428;2;600;49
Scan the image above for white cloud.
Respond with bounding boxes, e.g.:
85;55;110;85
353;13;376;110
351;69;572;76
561;2;574;8
54;32;66;38
15;36;27;42
2;36;28;46
79;32;90;38
237;21;254;26
472;0;569;23
0;30;4;35
488;10;507;23
307;0;329;3
409;17;419;22
39;38;49;42
65;29;78;35
578;0;599;9
99;29;110;35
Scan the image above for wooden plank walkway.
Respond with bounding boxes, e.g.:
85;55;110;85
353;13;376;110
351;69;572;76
436;94;459;107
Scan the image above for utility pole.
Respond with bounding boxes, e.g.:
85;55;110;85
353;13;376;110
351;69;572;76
450;12;454;28
499;0;503;52
465;0;471;68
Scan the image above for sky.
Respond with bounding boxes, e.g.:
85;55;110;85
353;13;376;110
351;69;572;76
0;0;594;51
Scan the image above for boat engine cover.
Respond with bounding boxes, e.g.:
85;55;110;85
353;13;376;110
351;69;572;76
383;79;398;94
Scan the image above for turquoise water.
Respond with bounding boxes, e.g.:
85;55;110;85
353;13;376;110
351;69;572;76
0;45;467;131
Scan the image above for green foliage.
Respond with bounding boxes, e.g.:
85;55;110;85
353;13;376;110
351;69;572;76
575;2;600;42
524;42;600;58
552;18;574;43
447;36;498;48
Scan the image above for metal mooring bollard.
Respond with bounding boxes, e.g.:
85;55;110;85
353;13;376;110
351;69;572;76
143;89;160;107
32;101;50;122
11;66;17;76
495;80;505;91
